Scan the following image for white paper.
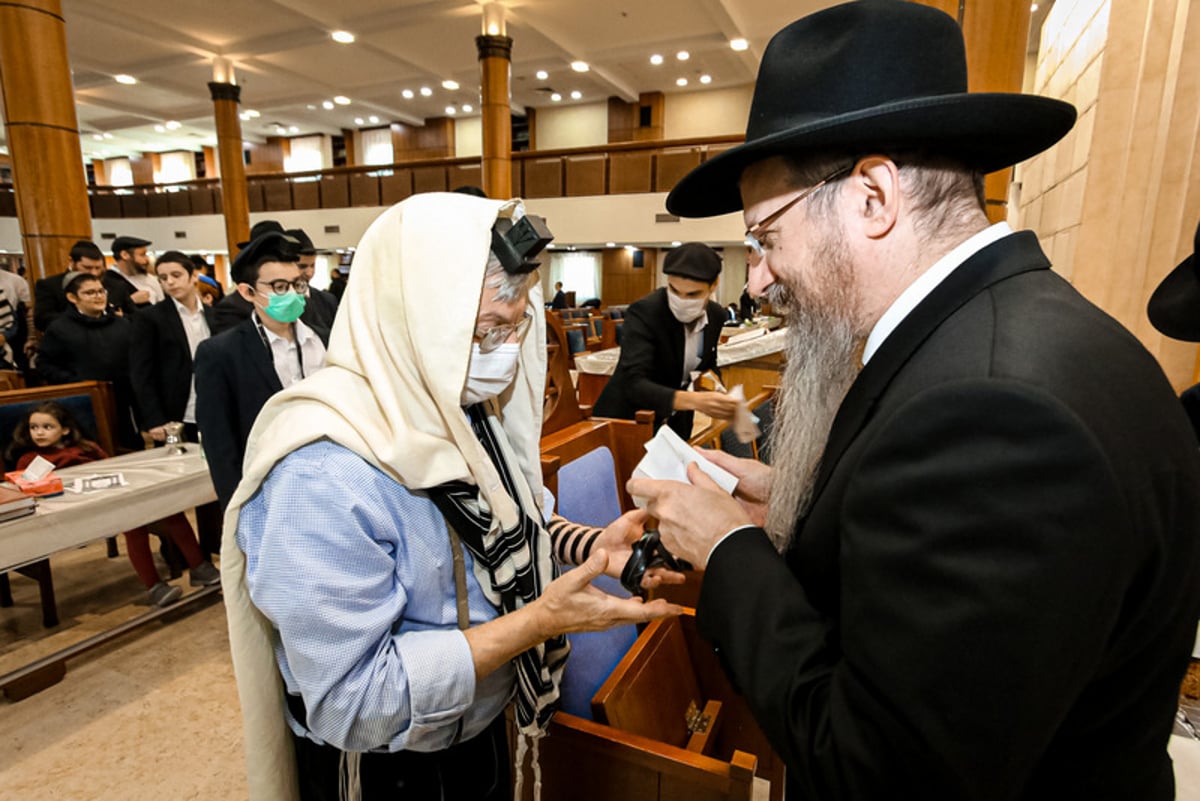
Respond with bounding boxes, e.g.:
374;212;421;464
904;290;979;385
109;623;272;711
729;384;761;444
20;455;55;482
630;424;739;508
64;472;128;494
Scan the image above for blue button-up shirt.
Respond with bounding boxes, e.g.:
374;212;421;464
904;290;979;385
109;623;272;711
236;440;519;753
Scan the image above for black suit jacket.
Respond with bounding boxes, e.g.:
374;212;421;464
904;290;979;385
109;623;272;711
698;232;1200;800
128;298;217;430
194;316;329;509
34;271;136;333
592;288;724;439
209;288;339;335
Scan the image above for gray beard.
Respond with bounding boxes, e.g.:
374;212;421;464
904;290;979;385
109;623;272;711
763;234;863;553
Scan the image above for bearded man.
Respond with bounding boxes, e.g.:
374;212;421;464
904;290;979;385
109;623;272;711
629;3;1200;799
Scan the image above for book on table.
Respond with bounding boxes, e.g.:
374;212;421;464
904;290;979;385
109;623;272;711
0;483;36;521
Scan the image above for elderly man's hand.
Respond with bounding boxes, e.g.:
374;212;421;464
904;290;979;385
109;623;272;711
593;509;687;590
696;449;771;527
534;549;681;636
627;462;755;569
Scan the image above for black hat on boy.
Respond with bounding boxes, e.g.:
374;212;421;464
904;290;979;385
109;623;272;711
1147;219;1200;341
230;231;300;285
662;243;722;283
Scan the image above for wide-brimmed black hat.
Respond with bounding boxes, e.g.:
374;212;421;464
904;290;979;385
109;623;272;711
666;0;1077;218
230;231;300;284
1147;219;1200;341
236;220;286;250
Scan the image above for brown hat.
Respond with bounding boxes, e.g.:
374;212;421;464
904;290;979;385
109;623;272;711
662;243;721;283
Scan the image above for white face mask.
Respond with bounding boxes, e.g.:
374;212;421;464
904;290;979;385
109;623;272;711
461;342;521;405
667;291;708;324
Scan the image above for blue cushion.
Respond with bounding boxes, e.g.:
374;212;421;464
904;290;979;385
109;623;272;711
556;446;621;527
565;327;587;355
560;573;638;719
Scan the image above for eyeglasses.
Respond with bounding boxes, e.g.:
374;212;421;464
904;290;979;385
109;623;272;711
744;165;851;263
76;288;108;298
255;278;309;296
474;313;532;353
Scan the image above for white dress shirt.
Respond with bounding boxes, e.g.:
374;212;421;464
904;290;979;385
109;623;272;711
258;316;327;389
172;297;211;423
0;268;30;305
681;313;709;386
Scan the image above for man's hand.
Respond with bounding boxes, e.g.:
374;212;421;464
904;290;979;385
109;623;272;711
627;463;755;569
130;289;151;305
148;426;167;442
677;390;740;420
697;449;771;527
533;549;682;636
592;509;687;589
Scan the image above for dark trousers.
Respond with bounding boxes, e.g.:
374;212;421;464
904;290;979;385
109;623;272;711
292;713;511;801
183;422;223;558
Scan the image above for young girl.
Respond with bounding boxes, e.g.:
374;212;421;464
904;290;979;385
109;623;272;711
7;401;221;607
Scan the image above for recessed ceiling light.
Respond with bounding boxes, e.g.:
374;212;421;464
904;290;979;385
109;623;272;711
445;106;457;115
306;104;317;110
368;115;380;124
322;100;335;110
420;86;433;97
462;104;473;113
1031;3;1039;10
331;30;355;44
334;95;351;105
676;77;688;86
699;74;712;84
276;125;287;134
730;38;749;51
536;70;549;80
103;133;114;139
246;109;261;118
155;124;167;132
288;125;299;133
550;93;562;102
354;117;364;125
402;89;414;99
650;54;663;65
92;133;104;141
671;241;681;247
165;120;181;130
239;113;250;121
570;90;582;100
676;51;689;61
570;61;589;72
442;79;459;90
114;74;137;85
605;242;616;247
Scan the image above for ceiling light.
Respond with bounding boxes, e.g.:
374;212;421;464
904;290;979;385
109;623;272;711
239;113;250;120
536;70;549;80
402;89;414;99
730;38;749;51
605;242;616;247
368;115;380;124
1031;3;1039;10
354;117;364;125
246;109;261;118
570;90;582;100
445;106;457;115
331;30;355;44
570;61;589;72
306;104;317;110
671;241;681;247
92;133;104;141
420;86;433;96
699;74;712;84
676;77;688;86
462;104;473;113
155;124;168;132
276;125;287;134
288;125;299;133
114;74;137;85
676;51;689;61
551;92;562;102
165;120;181;130
442;79;460;90
650;54;663;65
334;95;351;105
322;100;335;110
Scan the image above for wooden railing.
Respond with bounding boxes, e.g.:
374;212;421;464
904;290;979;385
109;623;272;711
0;135;743;219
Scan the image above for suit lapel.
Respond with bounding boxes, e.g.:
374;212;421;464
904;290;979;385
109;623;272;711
240;318;283;393
162;301;192;368
808;231;1051;504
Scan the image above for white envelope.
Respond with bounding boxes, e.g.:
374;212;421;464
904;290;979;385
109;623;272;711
630;424;739;508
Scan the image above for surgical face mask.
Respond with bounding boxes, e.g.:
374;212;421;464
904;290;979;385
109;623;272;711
461;342;520;405
667;291;707;324
263;290;306;323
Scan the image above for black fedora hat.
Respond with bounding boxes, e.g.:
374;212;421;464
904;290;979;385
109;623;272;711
666;0;1077;218
1147;219;1200;341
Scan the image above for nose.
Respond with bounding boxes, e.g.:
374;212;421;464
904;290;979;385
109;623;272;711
747;258;776;297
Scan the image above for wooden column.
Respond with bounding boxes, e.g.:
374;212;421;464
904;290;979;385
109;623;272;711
476;34;512;199
208;81;250;256
0;0;92;285
915;0;1033;223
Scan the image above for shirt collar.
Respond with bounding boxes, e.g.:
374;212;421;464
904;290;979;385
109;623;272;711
171;296;202;317
259;315;317;346
862;222;1013;365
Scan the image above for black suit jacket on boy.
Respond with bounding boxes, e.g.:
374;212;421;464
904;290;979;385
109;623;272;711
194;315;329;509
697;232;1200;800
33;271;136;333
592;287;724;439
128;298;217;429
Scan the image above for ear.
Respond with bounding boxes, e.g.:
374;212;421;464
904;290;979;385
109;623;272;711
236;282;257;304
847;155;901;240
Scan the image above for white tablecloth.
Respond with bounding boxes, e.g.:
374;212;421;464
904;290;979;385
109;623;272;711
0;449;216;571
574;327;788;376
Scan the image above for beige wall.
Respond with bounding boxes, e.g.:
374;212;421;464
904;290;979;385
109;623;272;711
536;102;608;150
663;86;754;140
1016;0;1200;389
455;116;483;158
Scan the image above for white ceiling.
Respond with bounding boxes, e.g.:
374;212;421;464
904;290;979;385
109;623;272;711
0;0;1053;163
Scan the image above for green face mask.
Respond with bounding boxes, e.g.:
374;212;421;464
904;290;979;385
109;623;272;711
264;290;306;323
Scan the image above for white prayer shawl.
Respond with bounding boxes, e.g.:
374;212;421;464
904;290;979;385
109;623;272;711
220;194;549;801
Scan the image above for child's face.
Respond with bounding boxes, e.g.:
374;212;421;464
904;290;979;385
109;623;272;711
28;413;66;449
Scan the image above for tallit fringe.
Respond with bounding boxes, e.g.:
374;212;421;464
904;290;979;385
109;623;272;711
338;750;362;801
513;729;546;801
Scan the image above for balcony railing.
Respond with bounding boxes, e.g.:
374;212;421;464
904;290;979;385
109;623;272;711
0;135;743;219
